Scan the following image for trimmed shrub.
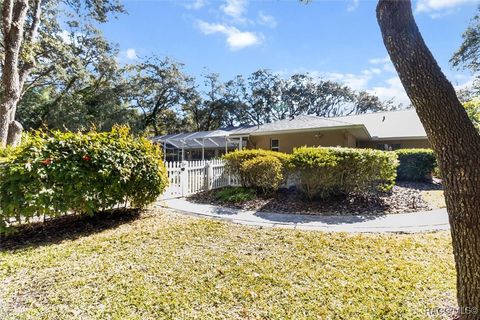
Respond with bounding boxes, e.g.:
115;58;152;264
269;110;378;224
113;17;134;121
240;155;283;194
395;149;437;181
289;147;398;200
0;126;168;233
223;149;290;192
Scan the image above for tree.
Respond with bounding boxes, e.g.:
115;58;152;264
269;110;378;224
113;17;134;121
130;57;196;135
451;7;480;74
14;23;143;133
0;0;123;147
376;1;480;317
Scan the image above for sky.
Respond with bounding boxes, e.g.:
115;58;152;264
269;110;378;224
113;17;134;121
100;0;479;105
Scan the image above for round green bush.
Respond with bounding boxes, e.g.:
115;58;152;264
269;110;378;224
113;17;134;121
395;149;437;181
223;149;290;188
240;155;284;194
0;126;168;233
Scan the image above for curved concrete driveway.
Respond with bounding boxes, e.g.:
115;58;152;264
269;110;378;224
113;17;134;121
156;198;450;233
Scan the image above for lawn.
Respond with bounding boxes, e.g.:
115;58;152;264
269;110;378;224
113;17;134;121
422;190;447;209
1;209;455;319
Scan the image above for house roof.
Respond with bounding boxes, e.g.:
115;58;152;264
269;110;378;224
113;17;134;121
152;109;428;148
245;115;359;135
331;109;427;140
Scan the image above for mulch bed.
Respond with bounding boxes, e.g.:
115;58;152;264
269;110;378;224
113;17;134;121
188;182;443;216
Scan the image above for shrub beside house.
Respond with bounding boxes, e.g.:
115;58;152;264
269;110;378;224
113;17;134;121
224;147;398;200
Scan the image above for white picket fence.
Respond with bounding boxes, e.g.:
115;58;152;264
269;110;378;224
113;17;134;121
161;159;240;199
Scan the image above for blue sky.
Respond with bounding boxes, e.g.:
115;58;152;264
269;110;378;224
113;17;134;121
101;0;479;105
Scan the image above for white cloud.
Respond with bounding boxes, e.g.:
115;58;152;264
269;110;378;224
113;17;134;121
347;0;359;12
368;76;411;106
258;12;277;28
221;0;248;21
369;55;397;73
197;20;262;50
125;48;138;60
323;71;372;91
416;0;477;13
369;56;390;65
185;0;208;10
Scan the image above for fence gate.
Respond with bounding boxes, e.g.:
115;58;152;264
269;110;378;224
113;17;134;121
162;161;183;199
160;160;238;200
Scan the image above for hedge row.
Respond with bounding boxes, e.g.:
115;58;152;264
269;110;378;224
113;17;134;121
0;127;168;233
290;147;398;199
395;148;437;181
224;147;398;199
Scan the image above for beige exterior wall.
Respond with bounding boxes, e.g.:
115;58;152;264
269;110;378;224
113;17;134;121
247;130;357;154
245;131;430;154
358;139;430;150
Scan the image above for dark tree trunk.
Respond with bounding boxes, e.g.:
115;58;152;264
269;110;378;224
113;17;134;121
376;1;480;318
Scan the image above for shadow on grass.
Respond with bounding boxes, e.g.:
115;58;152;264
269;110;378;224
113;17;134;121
0;208;142;252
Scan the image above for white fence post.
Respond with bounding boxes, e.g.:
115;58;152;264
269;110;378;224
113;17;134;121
206;161;213;190
180;160;189;197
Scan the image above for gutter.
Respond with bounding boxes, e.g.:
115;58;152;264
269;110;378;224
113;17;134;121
248;124;372;139
369;136;428;141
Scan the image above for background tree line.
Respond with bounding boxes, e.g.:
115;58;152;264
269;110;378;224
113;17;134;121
16;50;402;136
0;0;401;138
1;0;477;141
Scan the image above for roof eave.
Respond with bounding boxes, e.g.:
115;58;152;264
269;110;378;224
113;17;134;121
249;124;371;138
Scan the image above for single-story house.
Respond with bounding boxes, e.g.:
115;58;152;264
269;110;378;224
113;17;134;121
153;109;429;161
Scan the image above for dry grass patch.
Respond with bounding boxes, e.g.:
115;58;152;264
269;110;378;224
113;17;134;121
1;209;455;319
422;190;446;209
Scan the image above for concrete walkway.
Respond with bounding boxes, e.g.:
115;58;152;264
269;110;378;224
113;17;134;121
156;198;450;233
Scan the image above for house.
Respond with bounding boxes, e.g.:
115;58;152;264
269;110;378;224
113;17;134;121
153;109;429;161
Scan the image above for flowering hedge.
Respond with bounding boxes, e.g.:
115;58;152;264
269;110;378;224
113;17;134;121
0;127;168;233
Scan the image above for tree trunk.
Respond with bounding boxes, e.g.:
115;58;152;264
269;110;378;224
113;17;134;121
376;1;480;318
0;0;41;148
6;120;23;147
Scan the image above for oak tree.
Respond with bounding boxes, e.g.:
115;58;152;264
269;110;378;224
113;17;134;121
377;1;480;317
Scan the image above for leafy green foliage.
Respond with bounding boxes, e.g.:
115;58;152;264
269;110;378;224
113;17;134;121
451;7;480;73
214;187;256;203
464;100;480;132
395;149;437;181
223;149;290;192
289;147;398;199
0;127;168;233
240;155;284;194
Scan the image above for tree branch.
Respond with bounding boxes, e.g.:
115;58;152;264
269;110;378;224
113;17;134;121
19;0;43;89
2;0;13;40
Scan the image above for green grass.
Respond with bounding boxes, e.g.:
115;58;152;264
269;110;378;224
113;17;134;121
214;186;256;203
0;209;456;319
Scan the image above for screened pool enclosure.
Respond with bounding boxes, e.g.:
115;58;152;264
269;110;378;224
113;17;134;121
152;128;251;162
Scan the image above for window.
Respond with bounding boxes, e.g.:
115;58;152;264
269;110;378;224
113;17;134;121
271;139;279;152
377;143;402;151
